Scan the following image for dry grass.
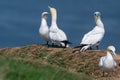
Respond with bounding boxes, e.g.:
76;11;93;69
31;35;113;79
0;44;120;80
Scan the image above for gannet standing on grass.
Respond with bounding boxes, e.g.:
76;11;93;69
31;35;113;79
48;6;71;47
75;11;105;52
39;12;50;46
99;46;117;77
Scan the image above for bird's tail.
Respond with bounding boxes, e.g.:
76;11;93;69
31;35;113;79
61;40;72;44
61;40;72;47
73;44;90;52
74;44;87;48
80;45;90;52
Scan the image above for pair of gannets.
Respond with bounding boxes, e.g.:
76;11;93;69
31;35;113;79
39;7;70;47
99;45;117;77
76;12;105;52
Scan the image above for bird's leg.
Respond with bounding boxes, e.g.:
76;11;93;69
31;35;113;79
96;45;99;50
46;41;48;45
112;71;116;77
96;42;100;50
89;47;92;50
59;43;62;47
46;41;49;47
52;43;54;47
102;71;105;77
64;43;67;48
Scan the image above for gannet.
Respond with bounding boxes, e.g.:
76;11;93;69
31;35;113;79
48;6;71;47
39;12;50;46
99;46;117;77
75;11;105;52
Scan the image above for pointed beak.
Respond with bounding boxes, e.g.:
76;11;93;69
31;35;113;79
48;6;51;9
112;51;116;57
46;12;50;15
48;6;52;15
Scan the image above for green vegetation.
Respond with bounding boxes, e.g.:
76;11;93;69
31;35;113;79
0;45;93;80
0;56;90;80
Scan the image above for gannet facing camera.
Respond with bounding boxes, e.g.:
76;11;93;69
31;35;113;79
75;11;105;52
48;6;71;47
39;12;50;46
99;45;117;77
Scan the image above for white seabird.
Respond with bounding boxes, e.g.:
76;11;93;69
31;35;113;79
48;6;70;47
76;11;105;52
39;12;50;46
99;46;117;77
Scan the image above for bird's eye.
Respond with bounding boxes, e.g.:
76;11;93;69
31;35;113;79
109;50;113;53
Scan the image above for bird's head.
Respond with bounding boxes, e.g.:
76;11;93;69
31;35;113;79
48;6;57;17
94;11;101;20
42;12;49;19
94;11;101;17
107;45;116;57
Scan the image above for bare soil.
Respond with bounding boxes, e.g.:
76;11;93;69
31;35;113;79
0;44;120;80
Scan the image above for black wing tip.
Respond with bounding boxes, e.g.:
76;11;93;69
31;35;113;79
61;40;72;44
74;44;87;48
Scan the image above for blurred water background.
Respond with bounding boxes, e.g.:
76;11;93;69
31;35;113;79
0;0;120;52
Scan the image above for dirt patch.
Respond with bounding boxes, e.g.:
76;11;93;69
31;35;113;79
0;44;120;80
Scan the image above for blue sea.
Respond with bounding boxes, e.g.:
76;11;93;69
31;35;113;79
0;0;120;52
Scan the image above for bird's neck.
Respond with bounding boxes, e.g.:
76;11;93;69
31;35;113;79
106;52;113;59
41;18;47;26
95;18;104;28
51;12;58;27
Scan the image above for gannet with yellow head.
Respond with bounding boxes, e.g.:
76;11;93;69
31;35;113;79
48;6;71;47
99;45;117;76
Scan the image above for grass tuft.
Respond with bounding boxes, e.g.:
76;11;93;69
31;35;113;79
0;55;91;80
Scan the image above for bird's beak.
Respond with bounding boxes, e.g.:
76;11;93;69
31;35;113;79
48;6;51;9
112;51;116;57
48;6;52;15
46;13;50;15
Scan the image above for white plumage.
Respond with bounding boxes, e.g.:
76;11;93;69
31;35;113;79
99;46;117;76
39;12;50;45
48;6;70;47
79;12;105;52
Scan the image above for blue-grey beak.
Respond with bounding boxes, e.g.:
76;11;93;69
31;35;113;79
112;51;116;57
